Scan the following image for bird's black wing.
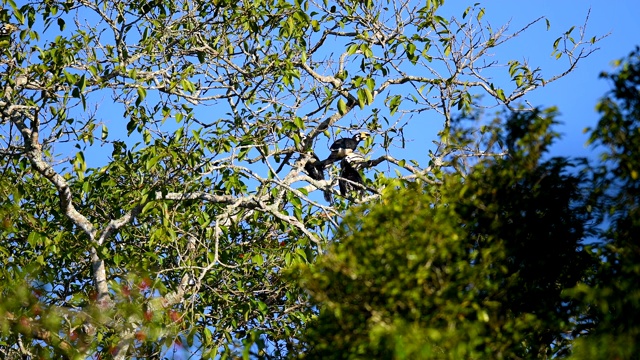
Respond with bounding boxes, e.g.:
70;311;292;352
339;159;364;196
329;137;358;152
304;153;332;202
304;153;324;181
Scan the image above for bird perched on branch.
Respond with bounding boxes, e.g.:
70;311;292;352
339;152;368;197
0;23;19;49
304;152;332;202
321;132;369;167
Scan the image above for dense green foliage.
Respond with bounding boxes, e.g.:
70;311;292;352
298;109;591;359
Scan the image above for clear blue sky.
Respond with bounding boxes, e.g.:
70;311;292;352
464;1;640;158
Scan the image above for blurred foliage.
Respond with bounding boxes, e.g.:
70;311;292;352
568;47;640;359
297;108;596;359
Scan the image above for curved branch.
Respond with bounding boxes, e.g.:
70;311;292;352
8;110;111;305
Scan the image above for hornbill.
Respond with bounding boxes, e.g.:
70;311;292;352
321;132;369;167
338;152;367;197
304;153;332;202
0;23;19;49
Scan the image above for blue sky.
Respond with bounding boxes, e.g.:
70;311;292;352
17;1;640;178
466;1;640;158
309;1;640;175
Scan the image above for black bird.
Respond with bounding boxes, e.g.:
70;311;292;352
321;132;369;167
304;153;332;202
338;152;367;197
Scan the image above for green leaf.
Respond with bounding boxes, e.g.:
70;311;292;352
137;86;146;102
101;125;108;141
508;61;519;77
74;151;86;172
27;231;43;247
181;79;195;93
365;77;375;92
146;155;162;170
387;95;402;116
346;44;358;56
77;74;86;91
252;254;264;266
357;89;366;109
285;252;292;267
203;327;213;344
407;42;416;56
565;25;575;35
337;98;347;115
443;43;452;58
311;20;320;32
364;87;373;105
143;129;151;144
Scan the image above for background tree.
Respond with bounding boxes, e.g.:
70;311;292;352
567;47;640;360
0;0;601;358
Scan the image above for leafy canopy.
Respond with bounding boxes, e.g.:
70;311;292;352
0;0;602;358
